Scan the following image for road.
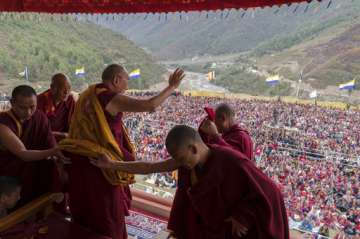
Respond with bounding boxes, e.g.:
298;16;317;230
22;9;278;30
182;70;228;92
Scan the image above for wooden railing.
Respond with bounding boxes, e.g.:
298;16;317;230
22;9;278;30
0;193;63;232
131;188;172;219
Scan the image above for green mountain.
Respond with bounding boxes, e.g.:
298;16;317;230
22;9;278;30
107;0;359;60
0;15;165;94
100;0;359;95
253;20;360;90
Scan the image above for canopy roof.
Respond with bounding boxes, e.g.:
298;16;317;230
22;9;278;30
0;0;318;14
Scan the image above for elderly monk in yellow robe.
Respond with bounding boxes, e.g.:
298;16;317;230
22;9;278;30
59;64;184;239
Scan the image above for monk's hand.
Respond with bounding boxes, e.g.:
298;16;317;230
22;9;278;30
225;217;248;238
51;147;71;165
53;132;68;140
168;68;185;89
90;154;115;169
200;119;219;136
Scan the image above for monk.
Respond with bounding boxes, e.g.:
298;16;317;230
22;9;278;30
0;85;66;206
37;73;75;142
61;64;185;239
200;103;253;160
0;176;21;218
91;125;289;239
37;73;75;214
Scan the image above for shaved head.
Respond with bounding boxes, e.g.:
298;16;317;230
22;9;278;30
165;125;208;169
50;73;71;102
51;73;69;87
11;85;36;100
215;103;236;133
0;176;20;197
51;73;69;85
0;176;21;210
216;103;235;119
102;64;127;82
10;85;37;121
165;125;202;154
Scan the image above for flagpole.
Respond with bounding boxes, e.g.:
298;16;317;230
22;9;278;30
296;70;303;98
347;89;352;110
25;66;29;81
137;76;141;90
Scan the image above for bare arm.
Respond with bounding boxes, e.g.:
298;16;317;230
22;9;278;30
90;155;181;174
0;124;59;162
106;68;185;114
52;131;68;140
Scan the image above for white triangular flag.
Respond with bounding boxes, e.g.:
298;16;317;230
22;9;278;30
309;90;317;99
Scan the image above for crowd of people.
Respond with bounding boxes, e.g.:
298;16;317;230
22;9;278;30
0;86;359;237
0;95;10;111
123;92;360;237
125;210;167;235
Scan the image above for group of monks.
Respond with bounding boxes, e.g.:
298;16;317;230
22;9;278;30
0;64;289;239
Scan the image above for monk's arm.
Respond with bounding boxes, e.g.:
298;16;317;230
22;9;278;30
107;68;185;113
209;134;232;147
108;87;175;113
91;156;181;174
52;131;68;139
0;124;58;162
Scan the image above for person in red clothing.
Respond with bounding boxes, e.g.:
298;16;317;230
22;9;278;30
0;85;66;206
66;64;184;239
92;125;290;239
37;73;76;215
200;103;254;160
37;73;75;142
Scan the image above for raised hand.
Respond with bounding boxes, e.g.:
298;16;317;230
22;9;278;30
168;68;185;89
200;119;219;136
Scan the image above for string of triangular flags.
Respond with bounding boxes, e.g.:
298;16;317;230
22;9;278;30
0;0;338;23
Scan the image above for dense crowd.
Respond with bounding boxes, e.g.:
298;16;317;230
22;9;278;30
124;92;360;237
125;211;167;235
0;91;359;236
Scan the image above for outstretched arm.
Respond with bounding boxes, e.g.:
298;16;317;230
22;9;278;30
90;154;181;174
0;124;67;162
106;68;185;114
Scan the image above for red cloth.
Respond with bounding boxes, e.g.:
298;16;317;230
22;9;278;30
189;146;289;238
204;107;215;121
37;90;75;134
0;1;314;14
198;107;215;143
209;124;254;160
67;84;134;239
37;89;75;214
0;110;57;206
168;166;202;239
170;115;255;238
199;107;253;159
67;153;129;239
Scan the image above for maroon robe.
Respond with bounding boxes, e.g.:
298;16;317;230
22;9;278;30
0;110;57;206
198;107;252;159
67;84;134;239
170;146;289;239
37;90;75;214
209;124;253;160
168;116;248;238
37;90;75;134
